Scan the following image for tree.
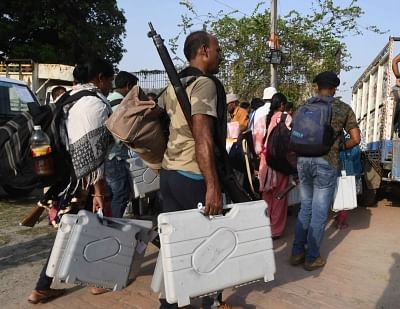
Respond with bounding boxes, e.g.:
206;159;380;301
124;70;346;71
0;0;126;65
173;0;385;103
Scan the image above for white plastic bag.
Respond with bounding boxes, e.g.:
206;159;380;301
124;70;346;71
332;170;357;212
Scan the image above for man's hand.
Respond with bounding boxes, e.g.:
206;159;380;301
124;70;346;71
204;183;223;216
396;78;400;88
92;196;104;213
92;179;106;213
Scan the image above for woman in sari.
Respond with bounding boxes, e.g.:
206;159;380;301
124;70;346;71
258;93;292;239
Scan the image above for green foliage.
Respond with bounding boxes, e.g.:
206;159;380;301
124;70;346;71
173;0;386;103
0;0;126;65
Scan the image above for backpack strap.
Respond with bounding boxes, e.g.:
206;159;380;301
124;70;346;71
280;113;288;123
109;98;123;107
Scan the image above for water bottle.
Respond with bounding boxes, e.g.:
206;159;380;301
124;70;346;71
30;125;54;176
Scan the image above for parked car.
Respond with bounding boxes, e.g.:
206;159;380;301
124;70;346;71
0;77;40;196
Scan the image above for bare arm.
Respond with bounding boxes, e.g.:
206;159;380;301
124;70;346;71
192;114;222;215
92;178;107;213
392;54;400;79
344;127;361;150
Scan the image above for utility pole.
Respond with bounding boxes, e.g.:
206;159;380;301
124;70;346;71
270;0;278;88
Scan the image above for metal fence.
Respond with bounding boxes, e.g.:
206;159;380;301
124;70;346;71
132;70;168;93
132;66;231;93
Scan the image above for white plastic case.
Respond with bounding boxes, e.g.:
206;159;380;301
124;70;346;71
127;154;160;198
46;214;77;278
156;201;275;307
55;211;151;290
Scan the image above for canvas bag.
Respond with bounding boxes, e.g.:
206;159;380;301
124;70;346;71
105;85;167;170
332;170;357;212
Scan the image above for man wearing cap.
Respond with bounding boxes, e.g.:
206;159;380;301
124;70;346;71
252;86;277;155
226;93;248;132
290;71;360;271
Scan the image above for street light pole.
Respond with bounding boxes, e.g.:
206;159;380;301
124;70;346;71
270;0;278;88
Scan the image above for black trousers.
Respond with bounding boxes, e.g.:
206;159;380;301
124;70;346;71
159;169;222;309
35;254;52;290
160;169;206;212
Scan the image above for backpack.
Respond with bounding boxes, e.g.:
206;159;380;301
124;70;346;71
266;113;297;175
0;90;98;191
105;85;168;170
289;96;335;156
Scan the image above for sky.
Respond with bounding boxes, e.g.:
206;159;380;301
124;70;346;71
117;0;399;102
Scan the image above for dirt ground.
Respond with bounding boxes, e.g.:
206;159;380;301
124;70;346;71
0;189;58;307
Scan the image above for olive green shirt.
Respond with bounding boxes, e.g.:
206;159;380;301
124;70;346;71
160;76;218;174
323;99;358;168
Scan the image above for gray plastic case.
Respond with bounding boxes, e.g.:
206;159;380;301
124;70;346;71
127;153;160;198
154;200;275;307
55;210;152;290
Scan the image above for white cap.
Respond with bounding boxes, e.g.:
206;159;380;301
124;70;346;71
34;125;42;130
226;93;238;104
262;87;277;100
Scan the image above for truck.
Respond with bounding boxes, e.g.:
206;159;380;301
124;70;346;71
0;59;74;104
351;36;400;205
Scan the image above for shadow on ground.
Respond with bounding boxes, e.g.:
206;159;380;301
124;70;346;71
0;233;54;271
376;252;400;309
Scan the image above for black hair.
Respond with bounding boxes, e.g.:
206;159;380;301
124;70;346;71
285;101;294;112
250;97;264;111
73;58;114;84
266;92;288;129
184;31;211;61
114;71;138;89
51;86;67;100
240;101;250;109
73;65;87;84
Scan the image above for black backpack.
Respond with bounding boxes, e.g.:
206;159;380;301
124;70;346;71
0;90;98;191
266;113;297;175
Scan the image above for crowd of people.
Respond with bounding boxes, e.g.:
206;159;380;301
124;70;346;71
27;29;361;309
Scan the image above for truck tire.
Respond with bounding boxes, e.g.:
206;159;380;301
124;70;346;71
2;185;34;197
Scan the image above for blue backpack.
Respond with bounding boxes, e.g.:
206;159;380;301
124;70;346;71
289;96;335;156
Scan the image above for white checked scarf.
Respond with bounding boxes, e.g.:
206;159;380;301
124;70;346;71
63;83;112;185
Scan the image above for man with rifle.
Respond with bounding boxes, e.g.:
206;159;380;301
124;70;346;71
155;30;235;309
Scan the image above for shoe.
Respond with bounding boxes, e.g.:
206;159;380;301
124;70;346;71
28;289;66;304
303;257;326;271
90;287;110;295
290;252;305;266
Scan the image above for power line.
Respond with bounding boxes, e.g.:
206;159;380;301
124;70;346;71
212;0;249;16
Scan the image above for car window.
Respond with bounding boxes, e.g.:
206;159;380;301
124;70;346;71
0;81;36;112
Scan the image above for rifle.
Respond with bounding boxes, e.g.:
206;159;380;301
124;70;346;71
147;22;193;131
275;178;298;200
19;204;46;227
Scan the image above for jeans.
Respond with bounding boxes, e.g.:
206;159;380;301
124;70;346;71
292;157;337;262
105;158;131;218
159;169;222;309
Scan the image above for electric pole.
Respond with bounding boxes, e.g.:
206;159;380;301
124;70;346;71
270;0;278;88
